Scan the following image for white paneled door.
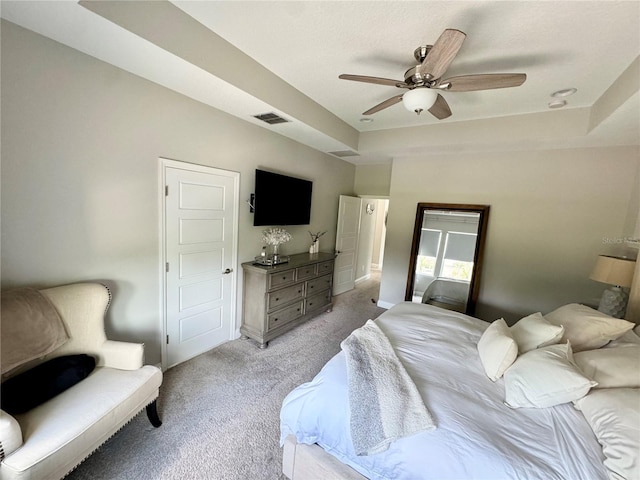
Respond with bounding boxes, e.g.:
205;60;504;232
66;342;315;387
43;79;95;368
163;161;238;369
333;195;362;296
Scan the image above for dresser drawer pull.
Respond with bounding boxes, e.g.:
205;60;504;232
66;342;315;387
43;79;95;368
274;318;279;322
275;297;279;301
310;285;314;289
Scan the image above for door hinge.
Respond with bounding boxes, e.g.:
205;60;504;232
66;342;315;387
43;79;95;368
165;185;169;196
166;262;169;272
166;335;169;344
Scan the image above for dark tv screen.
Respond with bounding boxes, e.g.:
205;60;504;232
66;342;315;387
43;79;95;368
253;169;312;226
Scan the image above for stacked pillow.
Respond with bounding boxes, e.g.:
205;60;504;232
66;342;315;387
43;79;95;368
476;303;639;479
478;303;640;479
573;345;640;389
544;304;635;352
476;319;517;382
477;304;635;408
573;388;639;480
510;312;564;353
503;341;597;408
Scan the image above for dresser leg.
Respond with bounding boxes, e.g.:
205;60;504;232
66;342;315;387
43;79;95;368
240;334;249;340
259;341;268;349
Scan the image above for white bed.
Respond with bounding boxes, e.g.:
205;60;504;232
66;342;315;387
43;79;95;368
280;302;637;480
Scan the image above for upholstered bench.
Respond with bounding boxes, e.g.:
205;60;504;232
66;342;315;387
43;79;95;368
0;283;163;480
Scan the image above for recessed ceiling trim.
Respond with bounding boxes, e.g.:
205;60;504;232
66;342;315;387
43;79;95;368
328;150;360;158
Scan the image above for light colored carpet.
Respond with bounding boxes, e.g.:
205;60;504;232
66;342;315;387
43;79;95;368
67;271;385;480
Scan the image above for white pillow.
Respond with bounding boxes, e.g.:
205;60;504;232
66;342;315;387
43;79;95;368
573;346;640;389
510;312;564;353
504;342;597;408
574;388;639;480
544;304;634;352
477;318;518;382
0;410;23;458
606;329;640;348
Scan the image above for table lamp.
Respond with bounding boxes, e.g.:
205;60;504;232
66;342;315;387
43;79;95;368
589;255;636;318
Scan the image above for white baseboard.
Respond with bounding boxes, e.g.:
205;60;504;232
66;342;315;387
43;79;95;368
377;300;395;309
355;274;371;285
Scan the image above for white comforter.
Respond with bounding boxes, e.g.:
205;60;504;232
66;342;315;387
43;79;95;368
280;302;609;480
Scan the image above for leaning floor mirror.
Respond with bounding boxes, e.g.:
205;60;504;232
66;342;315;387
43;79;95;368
405;203;490;315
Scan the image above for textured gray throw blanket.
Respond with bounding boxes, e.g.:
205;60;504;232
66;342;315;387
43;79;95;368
340;320;436;456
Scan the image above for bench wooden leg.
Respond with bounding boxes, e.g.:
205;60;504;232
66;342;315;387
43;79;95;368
146;400;162;428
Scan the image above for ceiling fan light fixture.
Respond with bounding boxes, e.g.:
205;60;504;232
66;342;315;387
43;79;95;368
402;88;438;115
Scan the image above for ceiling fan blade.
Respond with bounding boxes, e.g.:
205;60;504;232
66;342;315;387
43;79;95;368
339;74;408;88
428;94;452;120
418;29;466;79
440;73;527;92
362;94;404;115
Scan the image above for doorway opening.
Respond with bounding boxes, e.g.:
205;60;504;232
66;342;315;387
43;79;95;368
356;197;389;285
333;195;389;298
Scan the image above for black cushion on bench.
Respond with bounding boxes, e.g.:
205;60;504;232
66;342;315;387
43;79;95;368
1;354;96;415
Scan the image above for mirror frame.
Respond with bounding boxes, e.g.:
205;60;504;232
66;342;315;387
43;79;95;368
405;203;490;315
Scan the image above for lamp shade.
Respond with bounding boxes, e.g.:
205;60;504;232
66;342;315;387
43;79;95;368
589;255;636;287
402;88;438;114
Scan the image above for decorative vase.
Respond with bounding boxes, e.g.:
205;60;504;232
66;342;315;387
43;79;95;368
271;244;280;262
313;240;319;253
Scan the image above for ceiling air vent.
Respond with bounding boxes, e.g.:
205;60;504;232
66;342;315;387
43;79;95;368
328;150;359;158
252;112;290;125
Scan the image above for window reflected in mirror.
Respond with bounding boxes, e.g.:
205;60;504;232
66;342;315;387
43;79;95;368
406;204;489;315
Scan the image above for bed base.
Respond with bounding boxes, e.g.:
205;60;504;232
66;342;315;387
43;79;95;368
282;435;366;480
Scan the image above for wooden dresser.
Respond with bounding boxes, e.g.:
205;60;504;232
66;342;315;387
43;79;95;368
241;252;335;348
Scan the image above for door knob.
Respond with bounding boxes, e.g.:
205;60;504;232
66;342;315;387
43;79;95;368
223;268;233;274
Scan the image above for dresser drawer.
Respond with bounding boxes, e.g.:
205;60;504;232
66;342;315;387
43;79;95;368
267;283;304;311
317;260;334;275
296;264;317;280
307;274;332;296
267;269;295;290
268;301;303;330
305;291;331;313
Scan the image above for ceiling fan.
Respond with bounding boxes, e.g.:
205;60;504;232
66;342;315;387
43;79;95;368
339;29;526;119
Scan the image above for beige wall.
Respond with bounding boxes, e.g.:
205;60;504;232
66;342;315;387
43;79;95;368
354;164;392;196
626;170;640;322
0;21;355;364
624;164;640;237
379;147;640;323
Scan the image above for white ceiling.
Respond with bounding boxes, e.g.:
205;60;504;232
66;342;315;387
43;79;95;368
2;1;639;164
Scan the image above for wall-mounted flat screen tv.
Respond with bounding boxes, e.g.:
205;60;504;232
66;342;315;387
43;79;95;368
253;169;313;226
